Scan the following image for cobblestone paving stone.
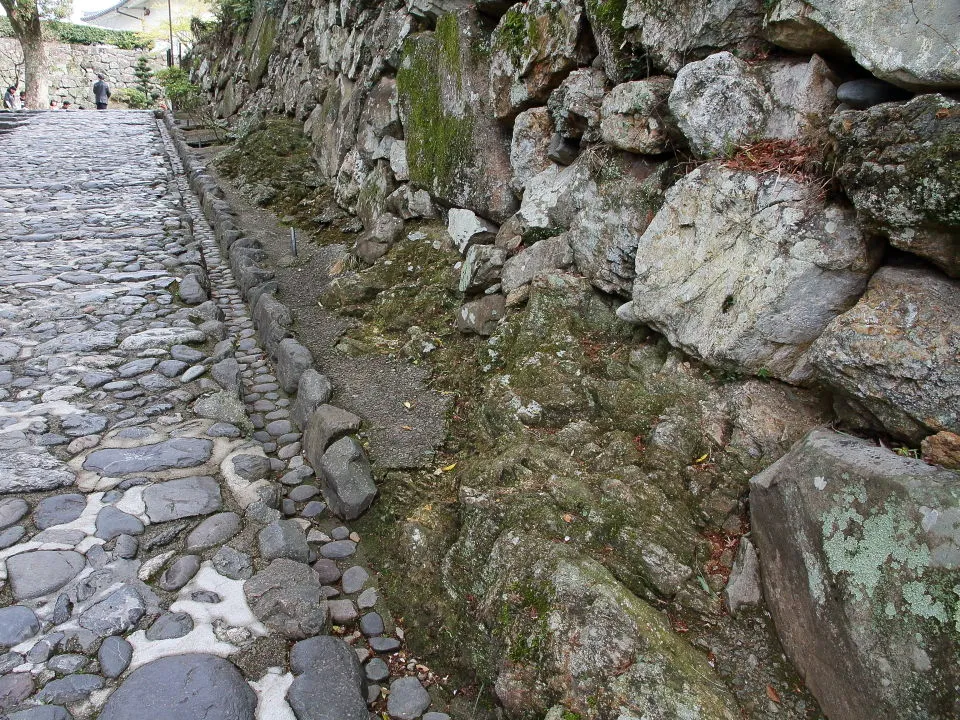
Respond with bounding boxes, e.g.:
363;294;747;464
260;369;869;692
0;112;424;719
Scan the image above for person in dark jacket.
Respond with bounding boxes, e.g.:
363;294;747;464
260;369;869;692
93;74;110;110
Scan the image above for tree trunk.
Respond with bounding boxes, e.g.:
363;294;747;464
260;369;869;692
22;29;48;110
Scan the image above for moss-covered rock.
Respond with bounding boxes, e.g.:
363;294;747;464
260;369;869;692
397;11;518;222
751;429;960;720
488;0;592;121
829;94;960;277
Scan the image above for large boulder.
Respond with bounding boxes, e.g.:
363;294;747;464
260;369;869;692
829;95;960;277
244;559;328;639
599;76;675;155
509;107;554;194
618;164;879;383
669;52;838;157
397;11;518;222
585;0;766;82
471;532;740;718
809;266;960;443
547;67;606;143
567;157;669;297
488;0;590;121
764;0;960;90
98;654;256;720
750;429;960;720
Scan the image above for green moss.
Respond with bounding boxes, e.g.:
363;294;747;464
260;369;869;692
585;0;627;40
397;21;476;200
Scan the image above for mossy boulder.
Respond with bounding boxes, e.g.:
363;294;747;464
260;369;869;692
829;94;960;277
488;0;592;121
751;429;960;720
397;10;518;222
468;531;741;718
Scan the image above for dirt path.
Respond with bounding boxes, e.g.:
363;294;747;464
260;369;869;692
191;139;451;471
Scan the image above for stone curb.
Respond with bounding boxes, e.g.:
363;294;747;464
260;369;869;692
159;111;377;520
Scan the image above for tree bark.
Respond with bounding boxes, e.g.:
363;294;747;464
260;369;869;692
22;31;48;109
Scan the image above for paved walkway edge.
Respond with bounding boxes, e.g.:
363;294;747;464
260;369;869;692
158;111;378;518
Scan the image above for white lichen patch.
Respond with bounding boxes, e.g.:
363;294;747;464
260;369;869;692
250;667;296;720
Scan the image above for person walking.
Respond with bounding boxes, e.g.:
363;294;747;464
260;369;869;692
93;74;111;110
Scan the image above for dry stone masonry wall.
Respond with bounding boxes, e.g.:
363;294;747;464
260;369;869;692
190;0;960;718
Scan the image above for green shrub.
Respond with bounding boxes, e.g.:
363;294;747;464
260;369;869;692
213;0;255;25
0;17;151;49
114;87;150;108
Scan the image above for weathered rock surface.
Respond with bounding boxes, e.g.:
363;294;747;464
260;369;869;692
548;68;606;143
7;551;85;600
0;451;75;494
456;295;506;336
142;476;223;522
501;235;573;294
287;636;368;720
750;429;960;720
619;164;878;383
244;559;328;639
829;95;960;277
319;437;377;521
810;266;960;442
488;0;589;120
599;76;675;155
78;586;146;636
509;107;554;193
766;0;960;90
83;438;213;476
99;654;257;720
397;11;518;222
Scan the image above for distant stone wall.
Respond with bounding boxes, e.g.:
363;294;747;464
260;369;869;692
0;38;165;106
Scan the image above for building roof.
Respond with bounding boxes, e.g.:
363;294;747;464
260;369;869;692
81;0;150;22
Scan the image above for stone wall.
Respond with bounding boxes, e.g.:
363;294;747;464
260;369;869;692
191;2;960;719
0;38;165;106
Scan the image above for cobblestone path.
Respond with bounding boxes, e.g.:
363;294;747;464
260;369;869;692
0;112;428;720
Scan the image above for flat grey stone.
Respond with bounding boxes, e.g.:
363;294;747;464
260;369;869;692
36;674;103;704
318;437;377;521
146;612;194;640
98;635;133;678
0;498;29;529
330;526;350;541
212;546;253;580
113;534;139;558
423;714;452;720
99;654;256;720
287;637;367;720
186;512;241;551
357;587;378;610
0;651;24;673
258;520;309;562
0;672;34;709
118;358;158;377
95;506;145;540
159;555;201;591
0;525;26;549
78;586;145;636
368;637;401;653
157;359;189;378
211;358;242;394
244;559;328;639
0;606;39;647
191;590;222;603
193;390;249;427
47;653;88;674
6;706;74;720
83;438;213;476
387;677;430;720
341;566;369;595
231;454;271;481
61;414;108;437
142;475;222;522
359;612;384;637
365;657;389;683
0;450;75;494
119;328;206;352
170;344;206;364
180;365;206;383
288;485;318;503
7;550;85;600
301;501;326;519
207;422;241;438
313;559;341;585
320;540;356;559
328;599;358;624
34;494;86;530
52;595;72;624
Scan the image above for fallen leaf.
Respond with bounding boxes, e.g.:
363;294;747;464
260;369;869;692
442;463;457;472
766;685;781;703
401;425;413;431
403;401;412;409
694;453;710;464
562;513;574;523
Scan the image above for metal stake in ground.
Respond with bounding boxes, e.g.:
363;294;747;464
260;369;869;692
290;227;297;257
